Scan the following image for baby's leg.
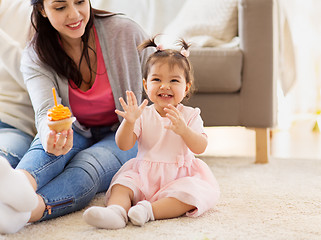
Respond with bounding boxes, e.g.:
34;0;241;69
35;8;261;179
83;184;133;229
107;184;134;210
152;197;195;219
128;197;195;226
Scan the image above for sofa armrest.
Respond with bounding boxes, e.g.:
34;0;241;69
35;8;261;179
238;0;277;128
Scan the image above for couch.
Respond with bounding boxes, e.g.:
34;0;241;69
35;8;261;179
187;0;277;164
92;0;277;163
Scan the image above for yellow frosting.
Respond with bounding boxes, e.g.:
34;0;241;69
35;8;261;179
47;104;71;121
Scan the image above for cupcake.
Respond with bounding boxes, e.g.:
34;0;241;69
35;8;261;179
47;104;75;132
47;87;75;132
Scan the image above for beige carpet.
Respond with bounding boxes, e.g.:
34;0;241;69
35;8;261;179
1;156;321;240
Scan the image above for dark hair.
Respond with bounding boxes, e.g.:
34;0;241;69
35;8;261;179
30;0;113;88
137;35;195;98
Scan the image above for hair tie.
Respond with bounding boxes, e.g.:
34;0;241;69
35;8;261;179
180;49;190;58
156;44;164;51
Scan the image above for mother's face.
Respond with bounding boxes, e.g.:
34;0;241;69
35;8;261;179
41;0;90;41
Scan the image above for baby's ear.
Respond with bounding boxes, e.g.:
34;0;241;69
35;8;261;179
185;82;192;94
143;78;147;91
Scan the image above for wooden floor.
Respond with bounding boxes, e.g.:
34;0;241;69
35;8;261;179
201;116;321;160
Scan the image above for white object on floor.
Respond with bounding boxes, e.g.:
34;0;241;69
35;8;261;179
83;205;128;229
0;157;38;212
128;200;154;226
0;202;30;234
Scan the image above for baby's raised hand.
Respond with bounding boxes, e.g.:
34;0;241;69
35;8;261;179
115;91;148;124
164;104;187;135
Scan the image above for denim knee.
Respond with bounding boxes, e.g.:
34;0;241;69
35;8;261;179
0;126;33;168
67;146;124;193
17;138;80;190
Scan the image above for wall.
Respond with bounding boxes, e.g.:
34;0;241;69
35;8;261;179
91;0;185;35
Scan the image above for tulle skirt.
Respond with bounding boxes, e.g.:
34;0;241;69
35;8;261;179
106;156;220;217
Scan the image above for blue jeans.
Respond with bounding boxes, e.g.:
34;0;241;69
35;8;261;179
0;121;33;168
16;126;137;221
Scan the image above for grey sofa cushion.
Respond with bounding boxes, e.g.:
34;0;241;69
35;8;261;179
189;47;242;93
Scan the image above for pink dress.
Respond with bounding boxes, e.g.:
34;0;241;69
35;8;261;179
106;104;220;217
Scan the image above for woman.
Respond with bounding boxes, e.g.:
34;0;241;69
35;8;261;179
0;0;152;234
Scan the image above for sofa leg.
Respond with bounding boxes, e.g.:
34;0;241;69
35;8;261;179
255;128;270;164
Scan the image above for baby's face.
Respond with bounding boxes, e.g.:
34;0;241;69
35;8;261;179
143;62;190;116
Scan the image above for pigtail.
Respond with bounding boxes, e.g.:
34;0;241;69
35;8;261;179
137;35;158;52
177;38;191;58
176;38;194;99
177;38;191;51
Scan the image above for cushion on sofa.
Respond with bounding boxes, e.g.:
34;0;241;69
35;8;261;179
161;0;238;48
190;48;242;93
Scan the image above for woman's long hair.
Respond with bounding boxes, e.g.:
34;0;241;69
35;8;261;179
30;1;113;88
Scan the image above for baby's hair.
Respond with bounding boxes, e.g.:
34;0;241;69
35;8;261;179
138;35;195;99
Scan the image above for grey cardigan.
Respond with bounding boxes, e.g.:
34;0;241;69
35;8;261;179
21;14;152;150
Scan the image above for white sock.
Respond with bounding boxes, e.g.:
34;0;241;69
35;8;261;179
0;202;30;234
83;205;128;229
0;157;38;212
128;200;154;226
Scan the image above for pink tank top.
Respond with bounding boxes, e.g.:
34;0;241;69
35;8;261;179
68;27;118;127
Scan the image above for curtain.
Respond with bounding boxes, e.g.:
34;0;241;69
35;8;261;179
277;0;321;128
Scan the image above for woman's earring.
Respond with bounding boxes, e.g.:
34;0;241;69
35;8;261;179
40;9;47;18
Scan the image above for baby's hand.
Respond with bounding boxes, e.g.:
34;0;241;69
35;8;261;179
115;91;148;124
164;104;187;136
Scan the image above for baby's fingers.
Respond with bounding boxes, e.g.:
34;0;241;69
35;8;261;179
119;97;128;109
165;104;179;113
128;91;138;106
115;109;125;118
166;112;177;124
164;108;178;119
126;91;135;106
139;99;148;111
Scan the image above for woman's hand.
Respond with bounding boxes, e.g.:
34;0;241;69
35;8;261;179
46;128;73;156
115;91;148;124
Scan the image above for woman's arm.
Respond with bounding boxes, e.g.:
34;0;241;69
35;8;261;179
20;46;69;152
